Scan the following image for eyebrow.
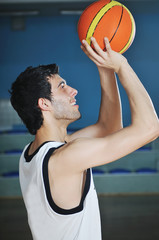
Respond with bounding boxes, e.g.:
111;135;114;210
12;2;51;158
57;80;67;88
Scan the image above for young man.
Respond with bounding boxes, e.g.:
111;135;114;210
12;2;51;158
10;37;159;240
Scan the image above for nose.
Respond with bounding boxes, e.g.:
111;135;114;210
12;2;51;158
68;86;78;98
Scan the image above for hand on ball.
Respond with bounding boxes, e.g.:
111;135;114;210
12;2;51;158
81;37;127;73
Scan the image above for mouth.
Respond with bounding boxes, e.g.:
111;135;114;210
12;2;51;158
70;99;77;106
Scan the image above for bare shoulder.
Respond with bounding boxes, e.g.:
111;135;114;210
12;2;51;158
49;137;106;174
48;138;91;171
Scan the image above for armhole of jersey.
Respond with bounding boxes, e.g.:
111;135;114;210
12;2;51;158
24;141;55;162
42;147;91;215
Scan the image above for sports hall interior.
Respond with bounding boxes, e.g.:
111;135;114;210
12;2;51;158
0;0;159;239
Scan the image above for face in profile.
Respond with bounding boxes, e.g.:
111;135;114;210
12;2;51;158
48;74;81;122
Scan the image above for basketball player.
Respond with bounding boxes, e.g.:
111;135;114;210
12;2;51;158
10;37;159;240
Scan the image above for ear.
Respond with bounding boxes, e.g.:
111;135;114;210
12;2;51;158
38;98;51;111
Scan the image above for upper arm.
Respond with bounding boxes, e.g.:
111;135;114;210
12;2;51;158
67;121;122;142
57;125;157;173
67;123;103;142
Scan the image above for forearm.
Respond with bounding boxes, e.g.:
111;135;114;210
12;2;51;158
117;61;159;132
97;67;123;135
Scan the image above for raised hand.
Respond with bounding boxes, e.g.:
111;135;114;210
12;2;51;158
81;37;127;73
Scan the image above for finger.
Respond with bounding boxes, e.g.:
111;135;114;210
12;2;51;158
90;37;106;58
80;44;92;58
80;45;103;66
81;39;104;63
104;37;111;53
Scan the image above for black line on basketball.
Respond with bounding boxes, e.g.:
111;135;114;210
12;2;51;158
109;6;124;43
103;6;123;51
118;14;133;53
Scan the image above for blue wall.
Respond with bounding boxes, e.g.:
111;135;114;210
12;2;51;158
0;1;159;129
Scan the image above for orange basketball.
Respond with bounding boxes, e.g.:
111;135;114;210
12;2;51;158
77;0;136;54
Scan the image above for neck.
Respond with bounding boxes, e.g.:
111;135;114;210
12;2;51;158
31;118;70;152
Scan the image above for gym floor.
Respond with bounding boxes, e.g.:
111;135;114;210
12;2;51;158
0;194;159;240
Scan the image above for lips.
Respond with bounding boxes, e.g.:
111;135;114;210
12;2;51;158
70;99;76;106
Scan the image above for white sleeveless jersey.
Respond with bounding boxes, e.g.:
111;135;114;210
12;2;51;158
19;141;102;240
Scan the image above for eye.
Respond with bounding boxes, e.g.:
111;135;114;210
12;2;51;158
61;82;65;88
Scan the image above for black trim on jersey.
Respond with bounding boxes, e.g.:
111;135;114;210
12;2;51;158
24;141;54;162
42;147;91;215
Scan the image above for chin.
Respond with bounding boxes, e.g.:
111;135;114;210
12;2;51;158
68;112;81;124
55;108;81;122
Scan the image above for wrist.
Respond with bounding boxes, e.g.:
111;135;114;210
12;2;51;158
98;66;115;75
116;58;128;75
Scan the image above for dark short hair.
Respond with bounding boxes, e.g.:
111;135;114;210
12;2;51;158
9;63;59;135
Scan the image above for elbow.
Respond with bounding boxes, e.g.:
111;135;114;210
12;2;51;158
96;120;123;137
152;123;159;140
134;118;159;143
146;120;159;141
